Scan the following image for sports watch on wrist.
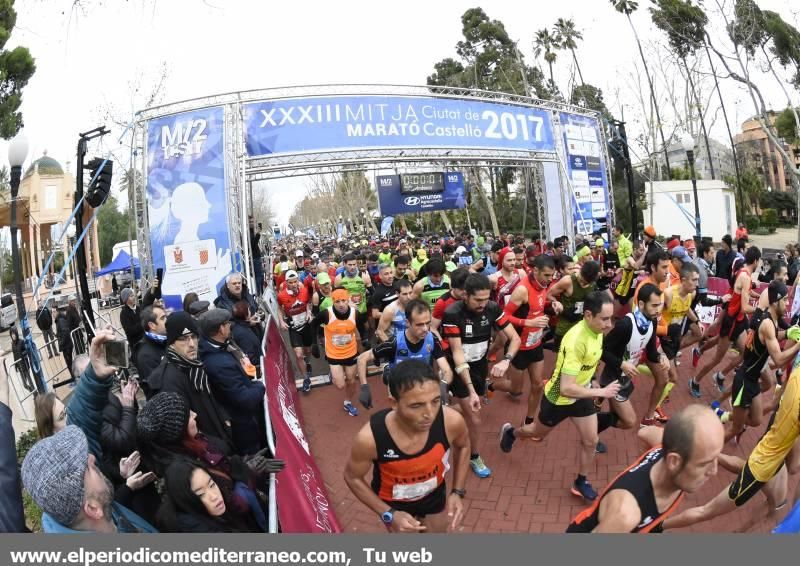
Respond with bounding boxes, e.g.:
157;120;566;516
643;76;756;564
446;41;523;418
451;488;466;498
381;508;394;525
504;353;514;361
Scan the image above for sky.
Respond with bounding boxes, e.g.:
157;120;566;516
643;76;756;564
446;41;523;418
2;0;799;227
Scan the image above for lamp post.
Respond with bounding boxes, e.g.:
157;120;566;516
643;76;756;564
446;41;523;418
8;133;46;393
681;133;702;241
359;207;366;233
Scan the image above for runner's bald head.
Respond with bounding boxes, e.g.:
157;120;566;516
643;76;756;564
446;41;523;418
663;405;723;471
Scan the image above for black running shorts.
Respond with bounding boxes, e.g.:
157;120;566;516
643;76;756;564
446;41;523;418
728;461;768;507
732;368;761;409
449;360;488;399
537;396;597;428
511;345;544;370
289;324;314;348
720;312;748;343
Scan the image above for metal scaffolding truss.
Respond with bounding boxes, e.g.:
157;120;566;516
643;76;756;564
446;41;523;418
137;83;602;123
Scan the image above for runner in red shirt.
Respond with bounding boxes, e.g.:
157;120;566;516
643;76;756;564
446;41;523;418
277;270;314;392
430;267;470;352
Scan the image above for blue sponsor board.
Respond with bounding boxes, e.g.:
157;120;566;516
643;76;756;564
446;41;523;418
376;172;466;215
244;96;555;156
559;112;611;235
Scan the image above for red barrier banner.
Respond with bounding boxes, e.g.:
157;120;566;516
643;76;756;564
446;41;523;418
697;277;795;332
262;316;342;533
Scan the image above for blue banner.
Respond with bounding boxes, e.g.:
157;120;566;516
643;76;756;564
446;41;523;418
559;112;611;236
376;172;466;215
243;96;555;156
146;107;231;309
380;216;394;237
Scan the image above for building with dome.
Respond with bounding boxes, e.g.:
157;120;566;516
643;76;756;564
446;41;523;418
0;151;101;296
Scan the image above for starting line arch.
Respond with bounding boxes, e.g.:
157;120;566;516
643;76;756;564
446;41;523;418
131;84;615;306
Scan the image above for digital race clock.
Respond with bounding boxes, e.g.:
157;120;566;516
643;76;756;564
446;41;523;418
399;172;445;194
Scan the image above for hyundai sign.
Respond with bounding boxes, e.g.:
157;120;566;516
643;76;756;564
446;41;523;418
376;172;466;215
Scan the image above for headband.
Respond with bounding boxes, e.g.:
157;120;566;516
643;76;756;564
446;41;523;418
332;289;350;302
497;247;513;266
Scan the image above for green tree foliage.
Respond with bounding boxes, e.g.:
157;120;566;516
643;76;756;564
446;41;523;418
724;168;763;216
554;18;585;97
649;0;707;58
776;107;800;144
96;196;129;265
533;28;559;94
761;207;778;228
0;0;36;138
571;84;612;120
427;7;547;98
759;192;796;219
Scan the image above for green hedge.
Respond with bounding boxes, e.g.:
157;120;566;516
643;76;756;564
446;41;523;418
745;216;760;231
762;208;778;228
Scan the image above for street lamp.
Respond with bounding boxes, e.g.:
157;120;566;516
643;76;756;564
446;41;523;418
359;207;366;233
681;133;702;241
8;132;45;393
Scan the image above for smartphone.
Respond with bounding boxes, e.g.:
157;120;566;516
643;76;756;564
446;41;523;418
156;268;164;285
104;339;129;369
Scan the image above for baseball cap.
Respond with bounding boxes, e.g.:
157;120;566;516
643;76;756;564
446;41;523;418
595;238;605;248
285;270;299;280
295;250;304;257
644;226;656;238
671;246;691;263
768;280;788;304
311;252;319;260
317;272;331;286
399;238;407;244
684;238;696;251
455;245;467;254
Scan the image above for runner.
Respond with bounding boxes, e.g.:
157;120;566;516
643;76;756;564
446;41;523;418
547;260;601;350
662;359;800;530
311;272;334;314
486;247;525;361
491;254;562;425
566;405;724;532
370;264;398;320
430;267;470;345
335;253;374;348
632;249;670;307
394;255;415;282
343;360;469;533
443;273;521;478
358;300;453;408
312;287;363;417
276;270;314;393
413;259;451;310
499;291;620;501
691;246;761;398
376;279;414;343
690;240;729;368
596;283;669;434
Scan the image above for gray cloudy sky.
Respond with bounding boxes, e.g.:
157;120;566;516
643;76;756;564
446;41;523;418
3;0;798;225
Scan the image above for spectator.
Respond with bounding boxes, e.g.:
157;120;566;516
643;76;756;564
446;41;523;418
199;309;266;455
183;292;200;314
250;217;265;293
188;300;211;318
120;284;160;346
145;312;235;454
735;222;749;252
786;244;800;285
133;305;168;390
613;225;633;266
36;299;59;358
9;327;34;392
99;378;160;525
214;273;258;317
21;426;157;533
55;305;74;379
714;234;737;279
231;301;261;366
158;460;267;532
0;359;25;531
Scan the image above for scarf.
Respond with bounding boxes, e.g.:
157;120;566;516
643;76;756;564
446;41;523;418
145;331;167;343
166;347;210;394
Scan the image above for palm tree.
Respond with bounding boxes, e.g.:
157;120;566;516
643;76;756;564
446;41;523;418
533;28;558;89
553;18;585;102
610;0;672;178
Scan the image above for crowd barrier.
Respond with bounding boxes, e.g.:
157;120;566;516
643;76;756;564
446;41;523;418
259;310;341;533
3;338;71;421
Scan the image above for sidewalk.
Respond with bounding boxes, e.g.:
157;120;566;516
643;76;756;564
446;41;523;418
748;227;800;252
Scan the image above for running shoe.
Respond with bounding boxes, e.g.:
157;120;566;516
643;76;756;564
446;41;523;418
595;441;607;454
500;423;516;453
470;456;492;478
692;347;701;368
689;378;702;398
654;407;670;423
571;478;598;501
710;400;725;420
639;416;657;427
675;350;683;358
714;371;725;393
343;401;359;417
302;376;312;393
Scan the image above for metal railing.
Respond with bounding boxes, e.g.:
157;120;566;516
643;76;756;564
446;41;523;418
3;338;72;422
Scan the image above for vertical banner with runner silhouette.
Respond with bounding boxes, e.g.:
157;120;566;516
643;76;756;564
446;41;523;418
146;107;232;309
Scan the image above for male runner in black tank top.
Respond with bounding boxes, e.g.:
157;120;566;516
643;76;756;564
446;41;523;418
568;405;724;532
344;360;470;533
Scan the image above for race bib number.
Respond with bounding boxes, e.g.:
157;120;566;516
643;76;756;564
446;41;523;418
462;341;488;363
392;476;438;501
291;312;308;327
574;301;584;315
525;330;542;348
332;334;353;347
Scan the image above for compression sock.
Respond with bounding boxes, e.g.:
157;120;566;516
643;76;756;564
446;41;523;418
657;382;675;408
596;412;620;433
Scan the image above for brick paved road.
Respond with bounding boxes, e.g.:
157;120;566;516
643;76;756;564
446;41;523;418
299;349;798;533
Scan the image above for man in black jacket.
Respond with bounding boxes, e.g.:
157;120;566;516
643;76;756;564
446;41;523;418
36;299;59;358
55;304;74;379
133;305;168;389
145;311;236;455
120;284;159;347
714;234;737;280
0;357;25;531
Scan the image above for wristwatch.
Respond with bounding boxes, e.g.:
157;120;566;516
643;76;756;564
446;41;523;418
503;353;514;362
381;508;395;525
451;488;467;498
